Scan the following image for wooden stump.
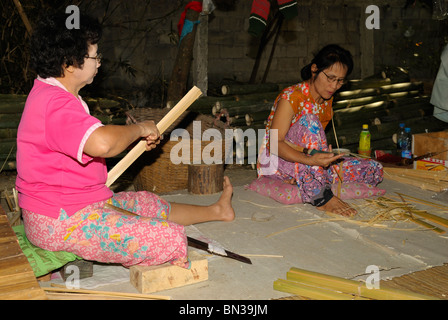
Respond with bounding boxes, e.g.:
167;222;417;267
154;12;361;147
187;163;224;195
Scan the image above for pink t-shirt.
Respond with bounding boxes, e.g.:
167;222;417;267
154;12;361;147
16;77;113;219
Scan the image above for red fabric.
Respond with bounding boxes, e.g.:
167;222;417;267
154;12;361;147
277;0;295;5
250;0;270;20
177;1;202;35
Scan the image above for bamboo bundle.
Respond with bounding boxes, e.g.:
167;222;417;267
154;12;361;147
383;167;448;192
274;267;439;300
220;83;281;96
345;78;392;90
218;102;272;118
333;99;434;129
333;90;421;111
214;99;274;114
367;196;446;234
333;87;380;101
378;82;423;95
327;115;447;148
245;110;271;126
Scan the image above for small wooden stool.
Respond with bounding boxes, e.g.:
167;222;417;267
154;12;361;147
187;163;224;195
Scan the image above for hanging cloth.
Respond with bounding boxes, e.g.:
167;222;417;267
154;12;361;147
177;1;203;35
248;0;298;37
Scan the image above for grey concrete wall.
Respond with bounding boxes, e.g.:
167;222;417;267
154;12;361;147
82;0;445;104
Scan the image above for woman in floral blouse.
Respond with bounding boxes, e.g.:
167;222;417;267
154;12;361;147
257;44;383;216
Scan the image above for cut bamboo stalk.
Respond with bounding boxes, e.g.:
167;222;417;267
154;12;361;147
43;286;170;300
274;278;369;300
105;86;202;187
285;267;438;300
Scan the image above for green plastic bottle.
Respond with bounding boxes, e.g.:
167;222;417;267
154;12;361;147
358;124;371;157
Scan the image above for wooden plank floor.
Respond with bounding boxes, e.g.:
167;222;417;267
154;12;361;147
0;205;47;300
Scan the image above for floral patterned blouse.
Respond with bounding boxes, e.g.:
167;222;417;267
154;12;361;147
264;81;333;152
268;81;333;131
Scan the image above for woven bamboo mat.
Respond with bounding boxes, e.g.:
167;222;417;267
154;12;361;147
276;263;448;300
381;263;448;300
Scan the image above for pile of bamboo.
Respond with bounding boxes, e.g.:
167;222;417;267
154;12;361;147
1;71;444;167
274;267;439;300
187;76;444;161
383;167;448;192
364;194;448;234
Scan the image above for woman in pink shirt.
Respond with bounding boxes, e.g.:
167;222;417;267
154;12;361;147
16;12;234;268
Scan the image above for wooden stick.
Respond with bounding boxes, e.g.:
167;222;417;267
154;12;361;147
105;86;202;187
12;0;33;35
44;286;171;300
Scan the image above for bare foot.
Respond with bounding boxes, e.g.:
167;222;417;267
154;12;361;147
211;176;235;222
316;196;357;217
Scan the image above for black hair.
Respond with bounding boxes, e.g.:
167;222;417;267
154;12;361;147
29;11;102;78
300;44;353;81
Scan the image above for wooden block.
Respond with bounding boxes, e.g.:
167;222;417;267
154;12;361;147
61;259;94;281
130;252;208;293
188;163;224;194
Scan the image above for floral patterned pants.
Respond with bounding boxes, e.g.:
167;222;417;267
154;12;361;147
22;191;190;269
262;114;383;206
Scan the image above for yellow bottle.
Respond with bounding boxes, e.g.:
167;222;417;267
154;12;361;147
358;124;371;157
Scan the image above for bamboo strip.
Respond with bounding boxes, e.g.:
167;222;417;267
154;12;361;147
380;195;448;228
43;286;170;300
383;173;446;192
384;167;448;182
394;193;448;211
401;214;445;234
407;210;448;228
106;86;202;187
285;267;438;300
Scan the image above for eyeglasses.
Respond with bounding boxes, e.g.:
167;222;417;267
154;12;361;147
321;71;347;85
86;53;102;64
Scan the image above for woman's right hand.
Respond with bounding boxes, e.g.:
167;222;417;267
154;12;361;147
309;152;343;168
137;120;161;151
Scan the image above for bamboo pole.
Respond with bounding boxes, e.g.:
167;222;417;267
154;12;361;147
273;278;369;300
283;267;438;300
105;86;202;187
12;0;33;36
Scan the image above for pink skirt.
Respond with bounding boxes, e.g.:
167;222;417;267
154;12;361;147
22;191;189;268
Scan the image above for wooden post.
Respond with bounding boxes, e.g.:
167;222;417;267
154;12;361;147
359;3;375;78
167;7;200;104
188;163;224;194
192;3;210;96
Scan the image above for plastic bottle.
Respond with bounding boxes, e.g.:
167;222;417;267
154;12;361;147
396;122;406;154
401;127;412;159
358;124;371;157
